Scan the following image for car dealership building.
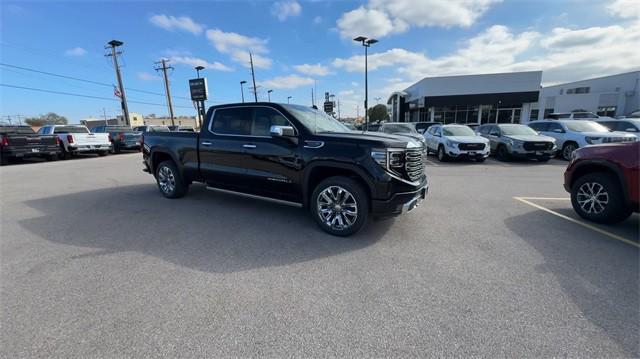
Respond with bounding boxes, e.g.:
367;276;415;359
387;70;640;124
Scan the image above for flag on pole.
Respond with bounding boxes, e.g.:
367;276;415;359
113;86;121;98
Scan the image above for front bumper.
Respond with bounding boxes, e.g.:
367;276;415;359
115;140;140;149
371;183;428;217
446;145;490;159
510;148;556;158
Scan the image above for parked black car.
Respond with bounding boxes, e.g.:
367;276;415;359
91;125;142;153
0;125;60;165
142;103;428;236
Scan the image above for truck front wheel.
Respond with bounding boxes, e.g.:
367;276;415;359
155;160;188;198
311;176;369;236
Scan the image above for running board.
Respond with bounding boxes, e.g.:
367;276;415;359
206;186;303;208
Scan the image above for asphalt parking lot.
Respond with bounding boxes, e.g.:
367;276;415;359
1;153;638;357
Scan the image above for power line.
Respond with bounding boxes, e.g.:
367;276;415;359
0;83;195;109
0;62;194;101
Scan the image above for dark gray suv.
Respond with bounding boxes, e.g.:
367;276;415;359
477;124;557;161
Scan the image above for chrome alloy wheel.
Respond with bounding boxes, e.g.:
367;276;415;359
157;165;176;194
576;181;609;214
317;186;358;230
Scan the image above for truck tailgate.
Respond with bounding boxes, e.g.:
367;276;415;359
72;133;110;145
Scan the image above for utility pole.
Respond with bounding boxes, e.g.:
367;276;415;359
249;52;258;103
102;108;109;125
155;58;175;126
106;40;130;126
311;88;315;107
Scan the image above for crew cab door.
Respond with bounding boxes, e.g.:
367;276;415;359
199;106;253;191
240;106;301;202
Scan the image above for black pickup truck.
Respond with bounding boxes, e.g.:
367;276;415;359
0;125;60;165
142;103;428;236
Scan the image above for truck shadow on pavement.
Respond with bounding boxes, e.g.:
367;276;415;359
504;211;639;356
19;184;390;274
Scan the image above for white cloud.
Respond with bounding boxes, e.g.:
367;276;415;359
260;75;314;89
149;14;204;35
333;20;640;96
313;16;322;25
206;29;272;69
337;0;500;38
271;1;302;21
170;56;234;72
65;47;87;56
607;0;640;19
294;63;331;76
137;72;158;81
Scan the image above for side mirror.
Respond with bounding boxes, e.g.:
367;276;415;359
270;125;295;137
490;132;499;136
553;128;564;133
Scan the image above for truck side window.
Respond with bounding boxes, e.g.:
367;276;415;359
251;107;291;136
211;107;252;136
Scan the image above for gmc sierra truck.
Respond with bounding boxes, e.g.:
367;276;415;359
142;103;428;236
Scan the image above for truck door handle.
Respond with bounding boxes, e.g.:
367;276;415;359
243;144;257;149
201;141;212;146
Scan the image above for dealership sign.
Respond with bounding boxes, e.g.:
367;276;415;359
189;78;208;101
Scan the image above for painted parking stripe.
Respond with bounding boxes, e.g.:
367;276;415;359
514;196;639;248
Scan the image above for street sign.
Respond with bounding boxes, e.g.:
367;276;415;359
189;78;208;101
323;101;334;114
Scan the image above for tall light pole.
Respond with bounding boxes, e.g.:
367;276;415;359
240;80;247;103
353;36;378;130
195;65;204;78
287;96;292;104
106;40;130;126
267;89;273;102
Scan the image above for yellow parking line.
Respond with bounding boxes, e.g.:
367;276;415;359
514;196;639;248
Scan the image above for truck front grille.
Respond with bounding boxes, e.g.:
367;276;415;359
604;137;635;143
523;141;554;151
404;148;425;182
458;143;485;151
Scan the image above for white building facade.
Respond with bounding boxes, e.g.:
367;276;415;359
388;70;640;124
534;71;639;120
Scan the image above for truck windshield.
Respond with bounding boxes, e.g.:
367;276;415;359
442;126;475;136
54;126;89;134
0;126;35;135
283;105;349;134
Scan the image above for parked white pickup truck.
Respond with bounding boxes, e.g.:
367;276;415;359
37;125;111;159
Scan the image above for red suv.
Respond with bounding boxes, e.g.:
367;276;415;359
564;141;639;223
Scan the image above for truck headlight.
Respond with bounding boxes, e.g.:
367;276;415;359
511;140;524;149
445;139;458;148
371;149;404;170
585;137;601;144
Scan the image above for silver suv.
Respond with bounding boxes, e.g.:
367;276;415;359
477;124;557;162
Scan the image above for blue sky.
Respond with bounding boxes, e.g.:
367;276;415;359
1;0;639;122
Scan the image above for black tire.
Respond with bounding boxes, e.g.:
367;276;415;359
562;142;578;161
537;157;550;162
0;153;8;166
113;145;121;154
475;157;486;163
58;145;71;160
46;154;58;161
98;151;108;157
571;173;632;224
311;176;369;236
155;160;188;199
496;145;510;161
437;145;448;162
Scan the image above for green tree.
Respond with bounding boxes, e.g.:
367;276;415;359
24;112;68;127
368;104;390;123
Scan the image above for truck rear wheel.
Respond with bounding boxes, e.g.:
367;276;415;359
311;176;369;236
155;160;188;198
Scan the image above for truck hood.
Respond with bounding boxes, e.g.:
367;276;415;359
445;135;488;143
315;131;420;148
504;135;555;142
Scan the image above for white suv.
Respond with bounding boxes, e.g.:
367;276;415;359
424;124;489;162
529;120;636;160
